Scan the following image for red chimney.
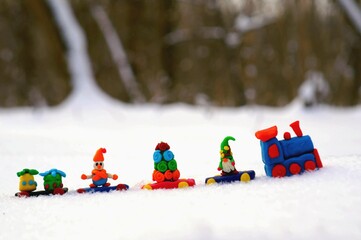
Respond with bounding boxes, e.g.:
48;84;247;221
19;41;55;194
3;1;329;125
290;121;303;137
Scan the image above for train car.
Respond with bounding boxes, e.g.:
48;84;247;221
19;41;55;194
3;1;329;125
255;121;323;177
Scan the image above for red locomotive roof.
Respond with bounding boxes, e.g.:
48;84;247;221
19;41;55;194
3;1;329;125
255;126;278;142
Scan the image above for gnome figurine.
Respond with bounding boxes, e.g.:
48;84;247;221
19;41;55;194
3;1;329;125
217;136;239;176
81;148;118;188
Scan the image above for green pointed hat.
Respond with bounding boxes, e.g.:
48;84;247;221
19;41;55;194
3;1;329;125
220;136;235;151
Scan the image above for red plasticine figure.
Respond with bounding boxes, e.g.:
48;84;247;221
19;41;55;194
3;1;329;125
81;148;118;188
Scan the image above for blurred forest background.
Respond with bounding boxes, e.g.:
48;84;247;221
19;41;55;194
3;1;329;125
0;0;360;108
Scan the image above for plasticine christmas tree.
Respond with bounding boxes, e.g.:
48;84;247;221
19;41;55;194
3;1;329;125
152;142;180;182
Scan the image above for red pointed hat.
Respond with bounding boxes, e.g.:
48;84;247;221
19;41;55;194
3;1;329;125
93;148;106;162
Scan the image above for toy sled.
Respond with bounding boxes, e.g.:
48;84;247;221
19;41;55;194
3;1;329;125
205;170;255;185
15;188;68;197
142;179;195;190
77;184;129;193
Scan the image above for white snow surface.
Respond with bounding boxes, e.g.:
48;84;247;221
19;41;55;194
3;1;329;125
2;1;360;239
1;98;361;240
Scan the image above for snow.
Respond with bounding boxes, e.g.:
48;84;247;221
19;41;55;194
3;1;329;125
1;1;361;239
1;99;361;240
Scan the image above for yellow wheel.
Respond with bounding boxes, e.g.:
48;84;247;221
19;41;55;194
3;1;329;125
206;178;216;185
178;181;189;188
143;184;152;190
240;173;251;182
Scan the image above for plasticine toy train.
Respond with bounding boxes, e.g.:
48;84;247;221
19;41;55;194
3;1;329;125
15;120;324;197
255;120;323;177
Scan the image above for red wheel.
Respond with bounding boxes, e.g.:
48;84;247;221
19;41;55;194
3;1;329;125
304;160;316;171
116;184;128;191
289;163;301;175
272;165;286;177
16;191;30;197
53;188;65;195
77;188;86;194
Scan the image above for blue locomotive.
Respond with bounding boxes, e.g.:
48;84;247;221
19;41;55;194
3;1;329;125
255;121;323;177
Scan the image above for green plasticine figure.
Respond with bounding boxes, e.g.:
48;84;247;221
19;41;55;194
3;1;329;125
39;169;66;194
217;136;239;176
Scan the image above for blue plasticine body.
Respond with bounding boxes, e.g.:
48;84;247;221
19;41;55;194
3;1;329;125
256;121;323;177
283;153;316;176
260;135;318;177
279;135;314;159
259;138;284;165
92;178;107;187
264;153;316;177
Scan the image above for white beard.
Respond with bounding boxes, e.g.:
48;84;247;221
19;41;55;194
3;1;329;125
222;159;235;173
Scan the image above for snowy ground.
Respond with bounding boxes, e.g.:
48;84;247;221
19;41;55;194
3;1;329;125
2;1;360;239
0;100;361;240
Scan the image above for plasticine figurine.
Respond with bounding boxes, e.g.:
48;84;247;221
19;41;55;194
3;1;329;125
218;136;239;176
15;168;68;197
17;168;39;192
81;148;118;188
77;148;129;193
255;120;323;177
205;137;256;185
142;141;195;190
152;142;180;182
39;168;67;195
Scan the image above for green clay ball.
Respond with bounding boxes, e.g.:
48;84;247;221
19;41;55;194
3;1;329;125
156;161;168;173
168;159;177;171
